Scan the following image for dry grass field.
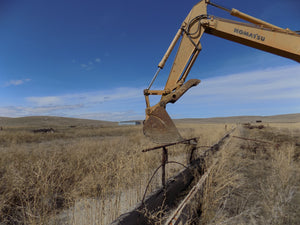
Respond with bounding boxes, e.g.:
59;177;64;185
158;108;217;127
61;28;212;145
0;117;228;224
0;116;299;224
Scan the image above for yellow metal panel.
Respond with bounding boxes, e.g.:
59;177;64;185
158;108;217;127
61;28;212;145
164;0;207;91
203;18;300;62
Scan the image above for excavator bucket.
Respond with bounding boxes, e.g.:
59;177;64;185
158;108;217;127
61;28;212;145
143;79;201;143
143;105;183;144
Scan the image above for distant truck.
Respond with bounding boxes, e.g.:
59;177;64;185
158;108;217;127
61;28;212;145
33;128;55;133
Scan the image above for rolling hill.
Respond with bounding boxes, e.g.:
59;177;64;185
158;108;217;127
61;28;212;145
0;113;299;128
0;116;116;127
176;113;300;124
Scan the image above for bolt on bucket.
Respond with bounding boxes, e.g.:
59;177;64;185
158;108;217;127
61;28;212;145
143;79;200;144
143;105;183;144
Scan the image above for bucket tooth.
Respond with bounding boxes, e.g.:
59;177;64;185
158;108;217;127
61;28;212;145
143;106;183;144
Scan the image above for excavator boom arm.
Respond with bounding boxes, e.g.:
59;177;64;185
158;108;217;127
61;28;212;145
203;17;300;63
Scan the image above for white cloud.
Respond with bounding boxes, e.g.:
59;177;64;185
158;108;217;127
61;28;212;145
0;105;83;118
77;111;144;122
0;87;144;120
2;65;300;120
168;64;300;117
60;87;142;105
4;78;31;87
26;96;63;106
79;57;101;71
24;87;142;108
186;65;300;102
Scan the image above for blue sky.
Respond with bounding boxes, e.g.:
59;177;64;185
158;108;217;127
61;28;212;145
0;0;300;121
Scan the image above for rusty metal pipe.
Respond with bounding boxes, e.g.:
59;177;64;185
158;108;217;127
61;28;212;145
142;137;198;152
162;147;168;188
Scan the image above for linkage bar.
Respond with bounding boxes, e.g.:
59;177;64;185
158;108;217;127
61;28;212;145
142;137;198;152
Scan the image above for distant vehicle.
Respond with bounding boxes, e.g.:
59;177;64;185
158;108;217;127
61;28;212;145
118;121;141;126
33;128;55;133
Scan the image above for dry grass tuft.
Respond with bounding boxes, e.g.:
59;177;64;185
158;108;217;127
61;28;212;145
198;124;300;225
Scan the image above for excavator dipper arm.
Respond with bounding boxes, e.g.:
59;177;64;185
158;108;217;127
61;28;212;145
143;1;208;143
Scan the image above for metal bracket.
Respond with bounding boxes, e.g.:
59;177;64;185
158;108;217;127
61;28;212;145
141;137;198;206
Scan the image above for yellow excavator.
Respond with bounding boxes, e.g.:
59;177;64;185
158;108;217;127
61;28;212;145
143;0;300;143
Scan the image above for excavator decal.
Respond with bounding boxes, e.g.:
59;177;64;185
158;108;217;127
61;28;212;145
233;28;266;41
